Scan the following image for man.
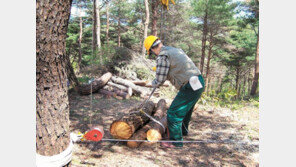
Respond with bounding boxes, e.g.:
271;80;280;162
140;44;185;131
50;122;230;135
144;35;205;148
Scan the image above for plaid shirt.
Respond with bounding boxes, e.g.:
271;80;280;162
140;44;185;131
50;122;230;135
152;55;170;87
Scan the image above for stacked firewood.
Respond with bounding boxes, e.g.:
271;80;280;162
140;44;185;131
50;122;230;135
76;72;170;99
109;99;168;148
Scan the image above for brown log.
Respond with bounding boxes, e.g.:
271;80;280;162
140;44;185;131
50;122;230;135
127;99;167;148
133;80;148;86
146;115;167;142
145;82;169;87
110;101;155;139
133;80;170;87
102;85;130;99
111;76;149;97
107;81;133;96
77;72;112;95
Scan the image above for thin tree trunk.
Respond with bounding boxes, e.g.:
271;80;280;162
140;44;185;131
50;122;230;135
95;0;102;65
242;74;247;99
205;31;213;94
106;1;110;44
78;4;83;73
200;7;208;75
92;0;97;57
251;36;259;96
66;54;80;88
151;0;159;36
217;75;223;93
36;1;72;166
235;65;240;99
142;0;150;56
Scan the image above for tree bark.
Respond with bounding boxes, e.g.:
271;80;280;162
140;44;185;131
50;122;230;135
110;101;155;139
36;1;72;166
200;7;208;75
250;36;259;96
142;0;150;57
77;72;112;95
127;99;166;148
151;0;159;36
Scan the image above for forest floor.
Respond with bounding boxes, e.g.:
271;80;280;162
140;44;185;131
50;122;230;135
68;90;259;167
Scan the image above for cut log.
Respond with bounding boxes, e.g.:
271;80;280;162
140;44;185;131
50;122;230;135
111;76;149;97
133;80;148;86
102;85;130;99
127;99;167;148
133;80;169;87
145;82;169;87
146;116;167;142
110;101;155;139
78;72;112;95
107;81;133;96
99;89;122;100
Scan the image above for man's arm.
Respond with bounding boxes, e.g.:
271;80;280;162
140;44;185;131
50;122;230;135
152;55;170;87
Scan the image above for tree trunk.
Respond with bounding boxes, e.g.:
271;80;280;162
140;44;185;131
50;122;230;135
199;7;208;75
111;76;149;97
92;0;97;57
235;65;240;99
250;36;259;96
127;99;166;148
151;0;159;36
78;4;83;73
77;72;112;95
117;4;121;47
106;1;110;44
95;0;102;65
65;54;80;88
205;31;213;94
110;101;155;139
142;0;149;57
36;1;72;166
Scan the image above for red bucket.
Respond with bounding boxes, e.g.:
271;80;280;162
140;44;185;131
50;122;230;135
84;126;104;141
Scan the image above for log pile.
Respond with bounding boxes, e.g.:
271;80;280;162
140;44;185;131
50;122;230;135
110;99;168;148
76;72;168;100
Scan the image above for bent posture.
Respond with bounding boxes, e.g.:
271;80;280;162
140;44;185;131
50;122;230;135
144;35;205;147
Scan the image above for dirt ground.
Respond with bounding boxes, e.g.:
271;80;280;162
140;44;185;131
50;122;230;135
68;91;259;167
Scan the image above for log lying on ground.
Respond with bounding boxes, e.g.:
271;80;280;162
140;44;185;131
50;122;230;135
146;100;168;142
102;85;130;99
107;81;133;96
146;116;167;142
77;72;112;95
111;76;149;97
127;99;167;148
132;80;148;86
133;80;170;87
110;101;155;139
99;89;123;100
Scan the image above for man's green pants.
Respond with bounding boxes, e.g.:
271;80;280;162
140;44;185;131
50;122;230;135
167;75;205;147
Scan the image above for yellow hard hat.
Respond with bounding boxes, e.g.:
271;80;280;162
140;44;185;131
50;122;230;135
144;35;158;56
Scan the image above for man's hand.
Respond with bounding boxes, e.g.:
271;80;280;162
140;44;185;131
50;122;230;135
152;79;160;88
